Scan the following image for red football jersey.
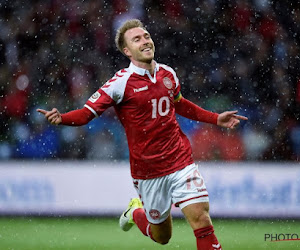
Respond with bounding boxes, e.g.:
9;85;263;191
85;62;194;179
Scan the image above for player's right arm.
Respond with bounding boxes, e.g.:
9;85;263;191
36;107;95;126
37;68;129;126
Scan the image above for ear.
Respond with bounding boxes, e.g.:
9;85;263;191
123;47;132;57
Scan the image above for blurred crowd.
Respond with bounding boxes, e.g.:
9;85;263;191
0;0;299;161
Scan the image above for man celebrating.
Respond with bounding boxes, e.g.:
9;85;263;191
38;19;247;249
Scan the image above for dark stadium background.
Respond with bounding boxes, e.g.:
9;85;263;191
0;1;299;249
0;0;299;161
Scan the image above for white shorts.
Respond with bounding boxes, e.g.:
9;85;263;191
132;163;209;224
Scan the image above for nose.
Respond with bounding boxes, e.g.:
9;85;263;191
141;36;149;44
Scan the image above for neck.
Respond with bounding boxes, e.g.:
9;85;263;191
131;59;155;75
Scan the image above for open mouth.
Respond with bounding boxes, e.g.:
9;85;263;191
141;47;152;52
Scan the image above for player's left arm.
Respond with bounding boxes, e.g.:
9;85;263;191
174;92;248;129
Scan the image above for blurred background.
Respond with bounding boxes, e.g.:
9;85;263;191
1;1;300;249
0;0;299;162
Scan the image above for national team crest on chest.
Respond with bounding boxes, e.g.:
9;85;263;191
163;77;173;89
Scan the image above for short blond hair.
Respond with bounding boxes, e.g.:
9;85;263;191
115;19;146;55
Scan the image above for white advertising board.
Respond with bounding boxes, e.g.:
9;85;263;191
0;161;299;218
198;163;300;218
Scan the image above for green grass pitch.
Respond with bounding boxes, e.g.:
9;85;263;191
0;217;299;249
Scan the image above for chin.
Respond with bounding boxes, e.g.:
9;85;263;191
143;55;154;63
144;58;153;64
137;58;152;64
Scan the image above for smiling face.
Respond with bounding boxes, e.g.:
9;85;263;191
123;27;155;65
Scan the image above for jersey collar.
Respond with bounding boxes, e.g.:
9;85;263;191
129;61;159;81
129;61;159;76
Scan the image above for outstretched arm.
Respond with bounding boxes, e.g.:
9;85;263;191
37;107;95;126
174;96;247;129
174;97;219;125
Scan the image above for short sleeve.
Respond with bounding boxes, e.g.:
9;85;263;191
84;69;131;117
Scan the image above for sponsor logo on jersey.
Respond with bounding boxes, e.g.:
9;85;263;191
149;209;161;220
163;77;173;89
133;85;148;93
88;91;101;103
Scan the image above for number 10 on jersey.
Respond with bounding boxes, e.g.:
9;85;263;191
151;97;170;118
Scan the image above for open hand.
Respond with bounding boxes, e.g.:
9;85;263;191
217;111;248;129
37;108;62;125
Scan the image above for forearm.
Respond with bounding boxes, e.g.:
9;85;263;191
174;97;218;125
61;107;95;126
